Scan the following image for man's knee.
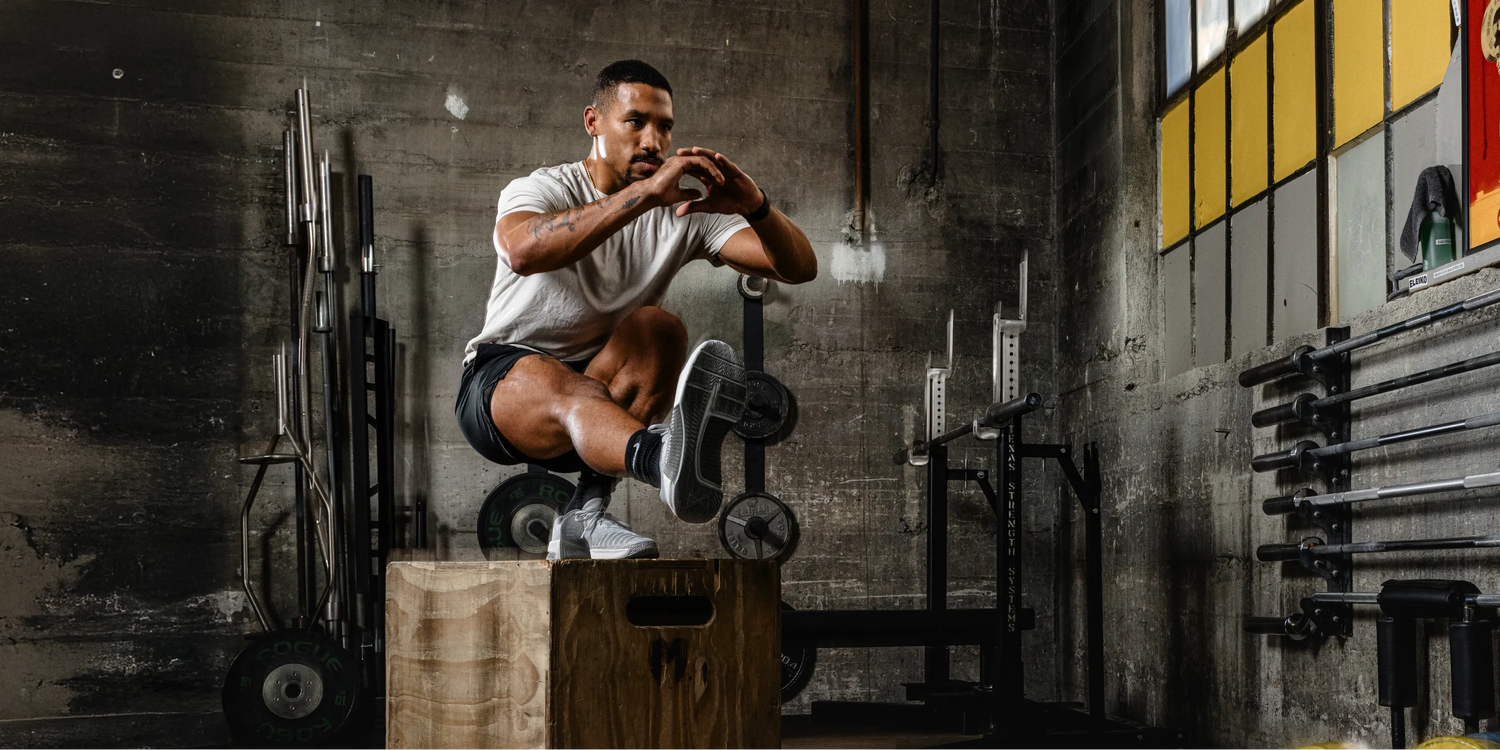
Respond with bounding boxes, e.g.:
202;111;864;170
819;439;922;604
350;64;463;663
627;305;687;348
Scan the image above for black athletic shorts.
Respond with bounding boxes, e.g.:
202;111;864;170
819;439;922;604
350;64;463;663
454;343;593;472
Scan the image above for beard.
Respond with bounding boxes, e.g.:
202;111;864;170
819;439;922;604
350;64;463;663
620;155;662;183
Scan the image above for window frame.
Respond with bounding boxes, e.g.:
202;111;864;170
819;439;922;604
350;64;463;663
1156;0;1458;374
1157;0;1304;370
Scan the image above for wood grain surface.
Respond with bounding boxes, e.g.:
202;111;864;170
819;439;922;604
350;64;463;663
386;561;554;749
548;559;780;749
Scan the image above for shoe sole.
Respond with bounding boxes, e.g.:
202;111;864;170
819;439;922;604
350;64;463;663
661;340;747;524
589;542;661;560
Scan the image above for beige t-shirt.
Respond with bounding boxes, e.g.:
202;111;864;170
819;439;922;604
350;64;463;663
464;162;749;363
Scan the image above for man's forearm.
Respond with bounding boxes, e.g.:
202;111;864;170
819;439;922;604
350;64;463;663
499;183;653;275
750;208;817;283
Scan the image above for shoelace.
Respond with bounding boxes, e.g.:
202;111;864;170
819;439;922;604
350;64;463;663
580;501;635;533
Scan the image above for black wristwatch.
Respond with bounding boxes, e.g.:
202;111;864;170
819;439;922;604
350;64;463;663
744;188;770;222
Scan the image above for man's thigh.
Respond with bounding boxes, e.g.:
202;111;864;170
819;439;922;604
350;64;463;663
489;352;611;460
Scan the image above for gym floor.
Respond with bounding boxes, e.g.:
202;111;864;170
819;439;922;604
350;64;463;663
193;717;966;747
779;717;980;749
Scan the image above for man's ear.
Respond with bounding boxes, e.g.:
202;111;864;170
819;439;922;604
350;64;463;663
583;105;598;137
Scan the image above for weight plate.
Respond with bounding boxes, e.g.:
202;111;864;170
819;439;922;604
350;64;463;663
719;491;798;561
477;472;574;552
506;502;558;555
222;628;359;747
737;273;768;300
781;601;816;703
734;371;789;440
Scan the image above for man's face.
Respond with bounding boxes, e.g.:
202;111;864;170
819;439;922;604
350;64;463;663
586;83;674;184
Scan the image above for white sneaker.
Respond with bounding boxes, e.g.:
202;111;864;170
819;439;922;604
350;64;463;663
658;340;748;524
545;498;659;560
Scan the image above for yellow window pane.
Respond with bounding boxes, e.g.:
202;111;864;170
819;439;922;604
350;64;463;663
1196;70;1227;226
1231;34;1269;206
1161;99;1191;248
1390;0;1451;110
1274;0;1317;181
1333;0;1384;147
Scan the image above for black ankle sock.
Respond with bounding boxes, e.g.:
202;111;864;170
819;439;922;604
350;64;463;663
564;470;617;515
624;429;663;487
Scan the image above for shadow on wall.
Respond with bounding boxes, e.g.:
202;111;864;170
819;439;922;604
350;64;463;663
0;1;257;743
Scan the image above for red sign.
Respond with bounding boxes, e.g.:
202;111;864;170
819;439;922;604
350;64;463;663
1470;0;1500;248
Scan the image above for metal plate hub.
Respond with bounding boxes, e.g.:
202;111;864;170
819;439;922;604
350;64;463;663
718;491;798;561
262;662;325;719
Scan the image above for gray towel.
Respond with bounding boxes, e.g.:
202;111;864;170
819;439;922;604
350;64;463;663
1399;165;1463;263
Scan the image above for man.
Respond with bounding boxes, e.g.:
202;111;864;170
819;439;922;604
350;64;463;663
456;60;817;560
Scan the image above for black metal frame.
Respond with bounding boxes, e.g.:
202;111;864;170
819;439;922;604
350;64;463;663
784;415;1182;745
347;175;402;697
1258;327;1356;634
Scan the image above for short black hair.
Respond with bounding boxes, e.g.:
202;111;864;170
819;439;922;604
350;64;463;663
591;60;673;110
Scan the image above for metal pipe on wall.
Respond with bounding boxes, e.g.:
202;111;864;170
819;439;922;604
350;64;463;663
853;0;870;245
926;0;939;181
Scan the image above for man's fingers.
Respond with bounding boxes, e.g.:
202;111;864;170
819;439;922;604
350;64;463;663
713;151;744;177
688;155;725;183
669;186;703;205
680;156;725;185
673;148;737;180
676;196;725;217
700;147;744;177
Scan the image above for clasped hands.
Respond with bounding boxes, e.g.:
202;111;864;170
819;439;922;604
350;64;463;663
643;147;763;218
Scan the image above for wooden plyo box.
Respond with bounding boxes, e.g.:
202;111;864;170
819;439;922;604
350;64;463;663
386;559;780;749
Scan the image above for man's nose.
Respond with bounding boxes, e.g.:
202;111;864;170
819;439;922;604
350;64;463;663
641;127;666;152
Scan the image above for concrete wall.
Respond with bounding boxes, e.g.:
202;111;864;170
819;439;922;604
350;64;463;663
0;0;1052;744
1053;1;1500;746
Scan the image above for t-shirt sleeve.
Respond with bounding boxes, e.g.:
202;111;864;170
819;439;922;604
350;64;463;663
493;170;574;255
496;171;572;219
690;211;752;267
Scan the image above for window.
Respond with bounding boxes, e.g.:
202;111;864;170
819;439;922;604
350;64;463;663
1157;0;1457;378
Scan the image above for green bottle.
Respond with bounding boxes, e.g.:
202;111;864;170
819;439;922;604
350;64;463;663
1421;212;1455;271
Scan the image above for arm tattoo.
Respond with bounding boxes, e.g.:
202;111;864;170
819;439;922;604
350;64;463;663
526;194;615;241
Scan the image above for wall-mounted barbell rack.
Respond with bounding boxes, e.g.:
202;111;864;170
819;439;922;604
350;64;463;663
1240;287;1500;639
1240;288;1500;747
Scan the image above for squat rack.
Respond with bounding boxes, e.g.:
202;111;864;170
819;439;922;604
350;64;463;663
783;260;1181;745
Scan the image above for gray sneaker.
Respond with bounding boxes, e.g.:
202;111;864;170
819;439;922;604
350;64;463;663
659;340;748;524
545;498;659;560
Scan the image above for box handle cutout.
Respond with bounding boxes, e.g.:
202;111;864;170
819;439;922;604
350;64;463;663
626;596;715;627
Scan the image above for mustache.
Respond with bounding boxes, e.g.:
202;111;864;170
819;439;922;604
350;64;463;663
630;154;662;166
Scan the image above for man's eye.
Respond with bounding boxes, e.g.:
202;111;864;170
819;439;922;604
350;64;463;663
661;124;673;132
626;119;643;127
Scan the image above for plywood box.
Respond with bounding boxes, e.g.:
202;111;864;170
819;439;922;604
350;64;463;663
386;559;780;749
